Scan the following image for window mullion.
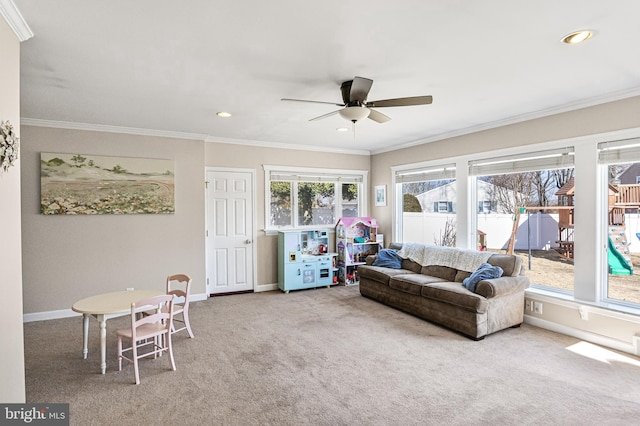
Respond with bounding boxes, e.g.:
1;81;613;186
291;182;298;228
336;183;342;221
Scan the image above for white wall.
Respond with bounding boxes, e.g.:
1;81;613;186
0;16;25;403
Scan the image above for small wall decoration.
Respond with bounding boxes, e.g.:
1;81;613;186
375;185;387;206
41;152;175;215
0;120;20;173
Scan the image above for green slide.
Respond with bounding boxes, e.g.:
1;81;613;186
608;237;633;275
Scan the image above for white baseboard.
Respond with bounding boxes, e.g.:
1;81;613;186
23;292;210;323
524;315;640;357
24;309;79;323
190;293;208;302
256;283;278;292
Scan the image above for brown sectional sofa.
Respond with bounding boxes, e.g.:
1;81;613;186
357;243;530;340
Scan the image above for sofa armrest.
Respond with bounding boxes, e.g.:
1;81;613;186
475;276;530;299
365;254;377;265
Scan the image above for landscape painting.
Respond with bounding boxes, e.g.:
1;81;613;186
41;153;175;215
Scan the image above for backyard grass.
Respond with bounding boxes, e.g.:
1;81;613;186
508;249;640;305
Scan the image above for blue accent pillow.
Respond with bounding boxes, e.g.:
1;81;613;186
372;249;403;269
463;263;503;293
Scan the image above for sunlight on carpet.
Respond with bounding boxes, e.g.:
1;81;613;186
566;341;640;367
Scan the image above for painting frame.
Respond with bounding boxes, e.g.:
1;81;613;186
375;185;387;207
40;152;175;215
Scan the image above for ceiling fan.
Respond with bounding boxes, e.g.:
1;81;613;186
281;76;432;124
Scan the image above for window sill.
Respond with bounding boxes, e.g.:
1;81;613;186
264;227;336;236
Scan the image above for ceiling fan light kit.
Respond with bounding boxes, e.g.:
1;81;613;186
282;76;433;125
338;106;370;123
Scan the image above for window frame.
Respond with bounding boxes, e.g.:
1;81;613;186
598;138;640;308
470;146;576;294
264;165;368;232
392;162;457;243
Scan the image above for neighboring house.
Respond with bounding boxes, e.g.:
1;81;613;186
618;163;640;184
414;180;514;214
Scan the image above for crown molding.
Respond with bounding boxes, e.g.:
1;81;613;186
204;135;371;156
20;118;372;155
0;0;33;41
20;118;208;141
370;86;640;155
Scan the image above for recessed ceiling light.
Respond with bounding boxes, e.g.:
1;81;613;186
561;30;595;44
336;127;349;132
216;112;232;118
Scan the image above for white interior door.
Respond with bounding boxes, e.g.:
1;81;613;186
206;169;255;294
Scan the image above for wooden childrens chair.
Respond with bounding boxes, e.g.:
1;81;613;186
166;274;195;338
116;294;176;385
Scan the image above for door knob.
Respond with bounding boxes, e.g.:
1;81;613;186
245;239;252;244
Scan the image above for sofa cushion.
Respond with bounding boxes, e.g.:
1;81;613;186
421;265;458;282
401;259;422;273
373;249;403;269
357;265;416;286
421;282;489;313
389;274;448;296
487;254;523;276
454;270;472;283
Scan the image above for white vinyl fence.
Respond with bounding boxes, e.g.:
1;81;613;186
402;212;640;253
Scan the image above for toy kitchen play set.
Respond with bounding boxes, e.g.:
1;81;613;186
277;230;339;293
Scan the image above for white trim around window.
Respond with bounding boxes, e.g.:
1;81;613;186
263;165;368;232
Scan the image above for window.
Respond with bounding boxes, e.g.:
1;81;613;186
469;147;575;293
265;166;366;230
389;133;640;326
394;163;456;246
436;201;453;213
341;182;359;217
478;200;496;213
297;182;335;226
270;181;291;227
598;138;640;307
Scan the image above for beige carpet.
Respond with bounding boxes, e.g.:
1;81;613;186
24;286;640;425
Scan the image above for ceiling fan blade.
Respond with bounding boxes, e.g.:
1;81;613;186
367;108;391;124
309;109;340;121
281;98;344;107
348;76;373;102
366;95;433;108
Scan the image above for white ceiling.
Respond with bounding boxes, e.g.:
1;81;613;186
12;0;640;154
